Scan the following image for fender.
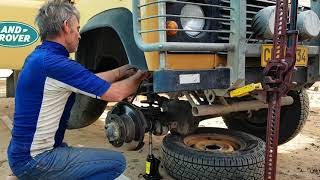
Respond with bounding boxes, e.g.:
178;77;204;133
68;8;148;129
79;7;147;70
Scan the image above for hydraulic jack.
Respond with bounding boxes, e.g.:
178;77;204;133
143;132;162;180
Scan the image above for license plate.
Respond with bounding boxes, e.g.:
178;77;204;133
261;44;308;67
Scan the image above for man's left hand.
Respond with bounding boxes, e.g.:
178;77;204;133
117;64;138;80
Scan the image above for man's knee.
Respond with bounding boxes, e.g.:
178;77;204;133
96;152;126;179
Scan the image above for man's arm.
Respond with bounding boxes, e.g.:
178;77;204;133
95;69;118;83
100;70;146;102
96;65;137;83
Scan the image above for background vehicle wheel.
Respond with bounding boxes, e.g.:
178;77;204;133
161;127;265;180
164;100;200;135
67;28;128;129
67;94;107;129
222;90;309;145
164;100;216;135
6;70;19;97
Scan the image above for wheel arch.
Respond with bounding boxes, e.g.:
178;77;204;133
76;7;147;72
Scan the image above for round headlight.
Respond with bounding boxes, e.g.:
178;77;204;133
180;5;205;37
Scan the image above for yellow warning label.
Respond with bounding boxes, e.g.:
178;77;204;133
230;83;262;98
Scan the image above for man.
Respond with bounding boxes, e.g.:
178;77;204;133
7;0;146;179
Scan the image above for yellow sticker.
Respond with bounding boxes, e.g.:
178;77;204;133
146;162;151;174
230;83;262;98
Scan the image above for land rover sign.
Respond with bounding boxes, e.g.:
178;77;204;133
0;21;39;48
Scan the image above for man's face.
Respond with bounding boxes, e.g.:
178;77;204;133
65;15;81;53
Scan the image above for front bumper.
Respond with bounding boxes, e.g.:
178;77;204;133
153;68;231;93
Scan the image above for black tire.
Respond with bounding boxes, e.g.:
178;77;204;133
164;100;200;135
67;28;128;129
6;70;19;97
222;90;309;145
67;94;107;129
6;73;15;98
161;127;265;180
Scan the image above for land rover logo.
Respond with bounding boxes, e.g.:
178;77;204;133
0;21;39;48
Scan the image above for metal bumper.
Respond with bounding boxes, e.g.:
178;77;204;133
153;68;231;93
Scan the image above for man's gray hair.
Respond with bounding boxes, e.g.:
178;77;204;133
35;0;80;40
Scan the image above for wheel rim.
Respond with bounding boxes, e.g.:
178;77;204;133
183;134;241;153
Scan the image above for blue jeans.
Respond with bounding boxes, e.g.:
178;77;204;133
11;146;126;180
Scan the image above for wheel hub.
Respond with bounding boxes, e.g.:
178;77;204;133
184;134;241;153
105;102;146;150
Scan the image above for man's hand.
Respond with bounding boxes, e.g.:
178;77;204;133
101;69;151;102
96;64;139;83
116;64;138;80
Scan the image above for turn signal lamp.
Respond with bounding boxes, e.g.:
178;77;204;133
166;21;178;36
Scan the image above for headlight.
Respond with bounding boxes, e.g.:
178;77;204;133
180;5;205;37
297;10;320;40
166;1;220;43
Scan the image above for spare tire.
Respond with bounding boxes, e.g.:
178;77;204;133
161;127;265;180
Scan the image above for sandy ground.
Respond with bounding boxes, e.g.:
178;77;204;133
1;78;320;180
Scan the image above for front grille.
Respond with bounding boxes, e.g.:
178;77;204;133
165;0;232;43
216;0;232;43
139;0;279;44
218;0;276;43
134;0;310;52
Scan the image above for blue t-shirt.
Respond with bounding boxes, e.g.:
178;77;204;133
7;40;111;168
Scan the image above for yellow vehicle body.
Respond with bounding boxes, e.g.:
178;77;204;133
0;0;218;71
0;0;131;69
0;0;42;70
0;0;318;95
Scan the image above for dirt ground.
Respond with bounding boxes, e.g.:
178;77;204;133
1;78;320;180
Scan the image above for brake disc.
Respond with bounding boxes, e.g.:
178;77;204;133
105;102;147;150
